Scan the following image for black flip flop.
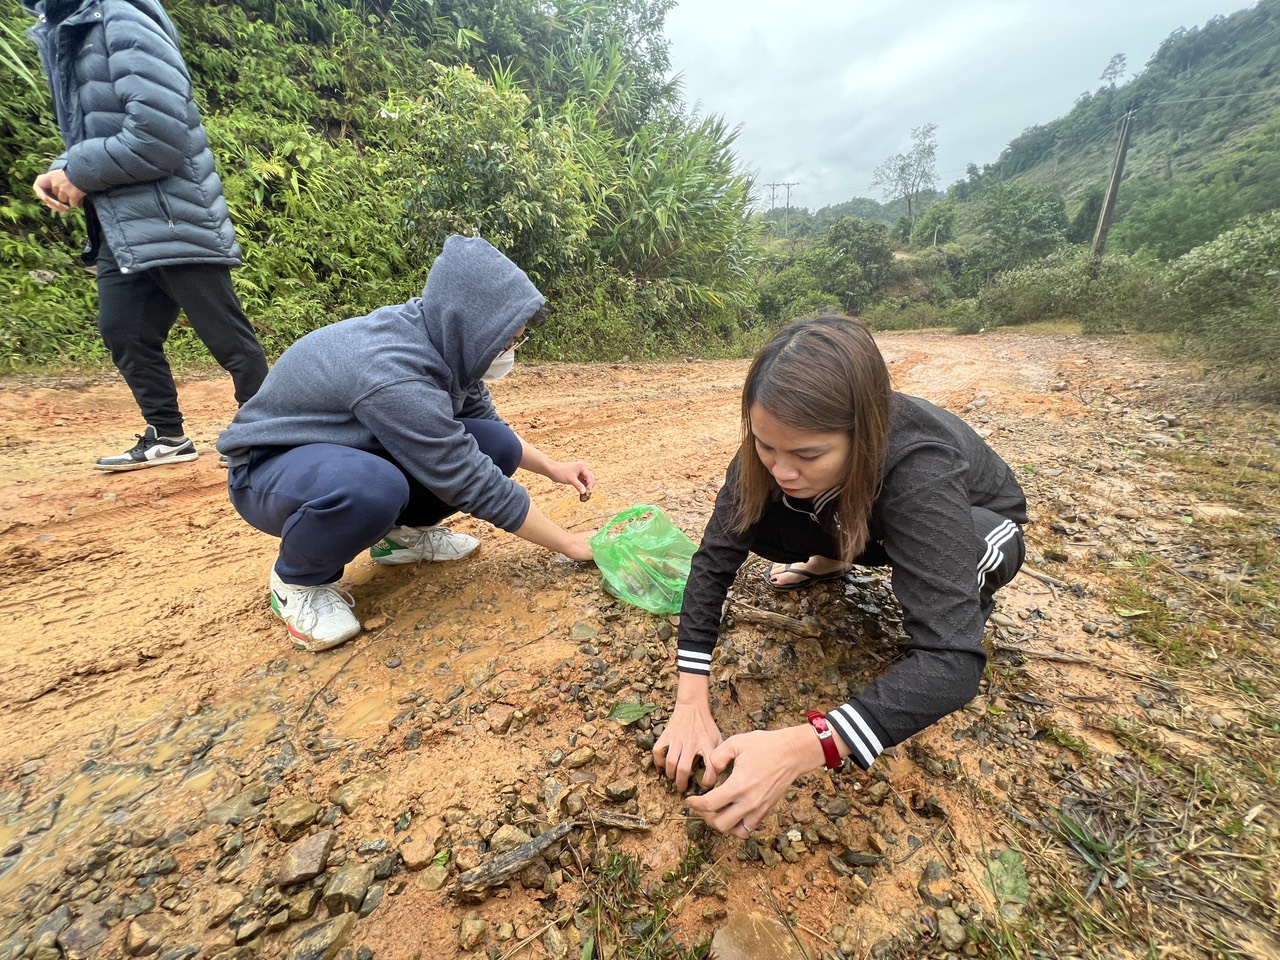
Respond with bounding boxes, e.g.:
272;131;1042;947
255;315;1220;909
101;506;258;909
763;563;850;592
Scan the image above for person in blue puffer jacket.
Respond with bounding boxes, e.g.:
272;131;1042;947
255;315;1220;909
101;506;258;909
25;0;268;471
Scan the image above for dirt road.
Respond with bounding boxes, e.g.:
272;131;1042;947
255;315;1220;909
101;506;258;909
1;330;1275;959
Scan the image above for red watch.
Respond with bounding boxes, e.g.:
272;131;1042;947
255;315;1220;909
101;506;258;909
806;711;844;770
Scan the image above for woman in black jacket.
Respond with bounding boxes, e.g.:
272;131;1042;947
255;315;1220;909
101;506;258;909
654;316;1027;837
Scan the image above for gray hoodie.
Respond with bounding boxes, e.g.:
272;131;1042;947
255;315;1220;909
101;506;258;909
217;236;543;532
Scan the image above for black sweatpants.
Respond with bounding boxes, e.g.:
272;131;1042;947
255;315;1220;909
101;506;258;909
96;244;268;437
751;503;1025;621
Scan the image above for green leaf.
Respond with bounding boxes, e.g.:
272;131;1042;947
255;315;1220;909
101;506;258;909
607;702;658;725
984;848;1031;905
1115;608;1150;618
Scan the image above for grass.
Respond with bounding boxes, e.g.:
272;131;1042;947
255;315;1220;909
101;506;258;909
577;848;714;960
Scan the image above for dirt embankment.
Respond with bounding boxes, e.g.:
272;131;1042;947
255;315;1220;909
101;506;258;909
1;330;1276;960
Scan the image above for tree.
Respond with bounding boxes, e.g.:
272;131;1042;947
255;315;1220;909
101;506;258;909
911;197;957;247
1100;53;1127;87
802;216;894;312
870;123;938;225
976;182;1068;271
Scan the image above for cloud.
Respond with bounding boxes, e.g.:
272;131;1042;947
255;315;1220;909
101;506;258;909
663;0;1245;210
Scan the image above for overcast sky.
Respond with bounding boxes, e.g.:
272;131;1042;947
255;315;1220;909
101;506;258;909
663;0;1251;212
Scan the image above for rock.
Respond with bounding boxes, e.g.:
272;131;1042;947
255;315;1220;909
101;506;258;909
398;832;437;870
458;916;489;950
330;775;386;814
278;830;336;885
323;864;376;915
917;860;952;908
489;824;533;854
417;864;450;891
487;704;516;734
937;907;967;950
864;781;891;805
286;914;358;960
542;924;569;959
272;798;323;840
206;786;271;825
132;854;178;878
288;888;322;922
359;884;384;917
710;911;808;960
57;902;113;959
604;780;637;802
206;887;246;928
125;914;173;957
564;747;596;769
156;948;200;960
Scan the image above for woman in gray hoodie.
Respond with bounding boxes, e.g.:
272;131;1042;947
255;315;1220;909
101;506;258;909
218;236;595;652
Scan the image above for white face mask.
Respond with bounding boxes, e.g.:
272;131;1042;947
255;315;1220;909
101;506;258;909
482;347;516;382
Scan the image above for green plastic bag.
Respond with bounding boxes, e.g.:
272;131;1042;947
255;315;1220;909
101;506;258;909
590;505;697;614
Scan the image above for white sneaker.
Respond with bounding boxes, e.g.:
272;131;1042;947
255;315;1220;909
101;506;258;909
369;525;480;566
269;571;360;652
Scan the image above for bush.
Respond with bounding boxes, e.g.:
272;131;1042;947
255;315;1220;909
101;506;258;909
978;249;1160;332
1159;212;1280;377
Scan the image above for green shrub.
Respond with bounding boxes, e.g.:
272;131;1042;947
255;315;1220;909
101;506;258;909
979;249;1160;332
1159;212;1280;377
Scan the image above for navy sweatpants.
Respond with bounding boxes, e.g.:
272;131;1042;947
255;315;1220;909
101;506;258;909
227;419;521;585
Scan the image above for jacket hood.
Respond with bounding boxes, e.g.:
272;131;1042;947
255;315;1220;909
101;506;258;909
419;236;544;384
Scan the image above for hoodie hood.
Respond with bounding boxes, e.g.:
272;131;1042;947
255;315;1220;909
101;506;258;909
419;236;544;385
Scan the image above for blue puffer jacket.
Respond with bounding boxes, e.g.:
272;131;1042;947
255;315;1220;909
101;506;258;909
25;0;241;273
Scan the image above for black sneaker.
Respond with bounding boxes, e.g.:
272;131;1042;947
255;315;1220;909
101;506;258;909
95;426;199;472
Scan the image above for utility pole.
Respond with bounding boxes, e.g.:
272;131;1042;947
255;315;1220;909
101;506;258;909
781;182;798;237
763;182;781;212
1091;108;1134;261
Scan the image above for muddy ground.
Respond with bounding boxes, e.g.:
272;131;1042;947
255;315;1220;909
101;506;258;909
0;330;1276;960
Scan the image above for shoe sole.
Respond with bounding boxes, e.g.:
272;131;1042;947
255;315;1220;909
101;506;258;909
95;452;200;472
370;546;479;566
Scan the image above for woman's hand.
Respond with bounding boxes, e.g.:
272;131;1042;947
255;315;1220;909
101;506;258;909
653;675;722;792
684;724;825;838
545;458;595;497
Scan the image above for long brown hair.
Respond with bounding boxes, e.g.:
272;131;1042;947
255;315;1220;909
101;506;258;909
731;315;891;561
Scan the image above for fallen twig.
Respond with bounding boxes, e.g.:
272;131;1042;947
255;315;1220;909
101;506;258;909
729;600;823;638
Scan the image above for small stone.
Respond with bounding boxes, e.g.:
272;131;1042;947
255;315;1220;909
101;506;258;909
542;925;569;959
604;780;637;802
125;914;173;957
288;888;322;923
458;916;489;950
323;864;376;915
417;864;450;891
206;786;271;825
330;775;386;814
489;824;534;854
57;902;112;958
286;914;357;960
487;704;516;734
278;830;336;885
564;747;596;769
937;907;967;950
206;887;246;928
272;797;323;840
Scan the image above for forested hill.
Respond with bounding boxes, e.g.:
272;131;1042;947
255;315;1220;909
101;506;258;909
954;0;1280;260
0;0;756;365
